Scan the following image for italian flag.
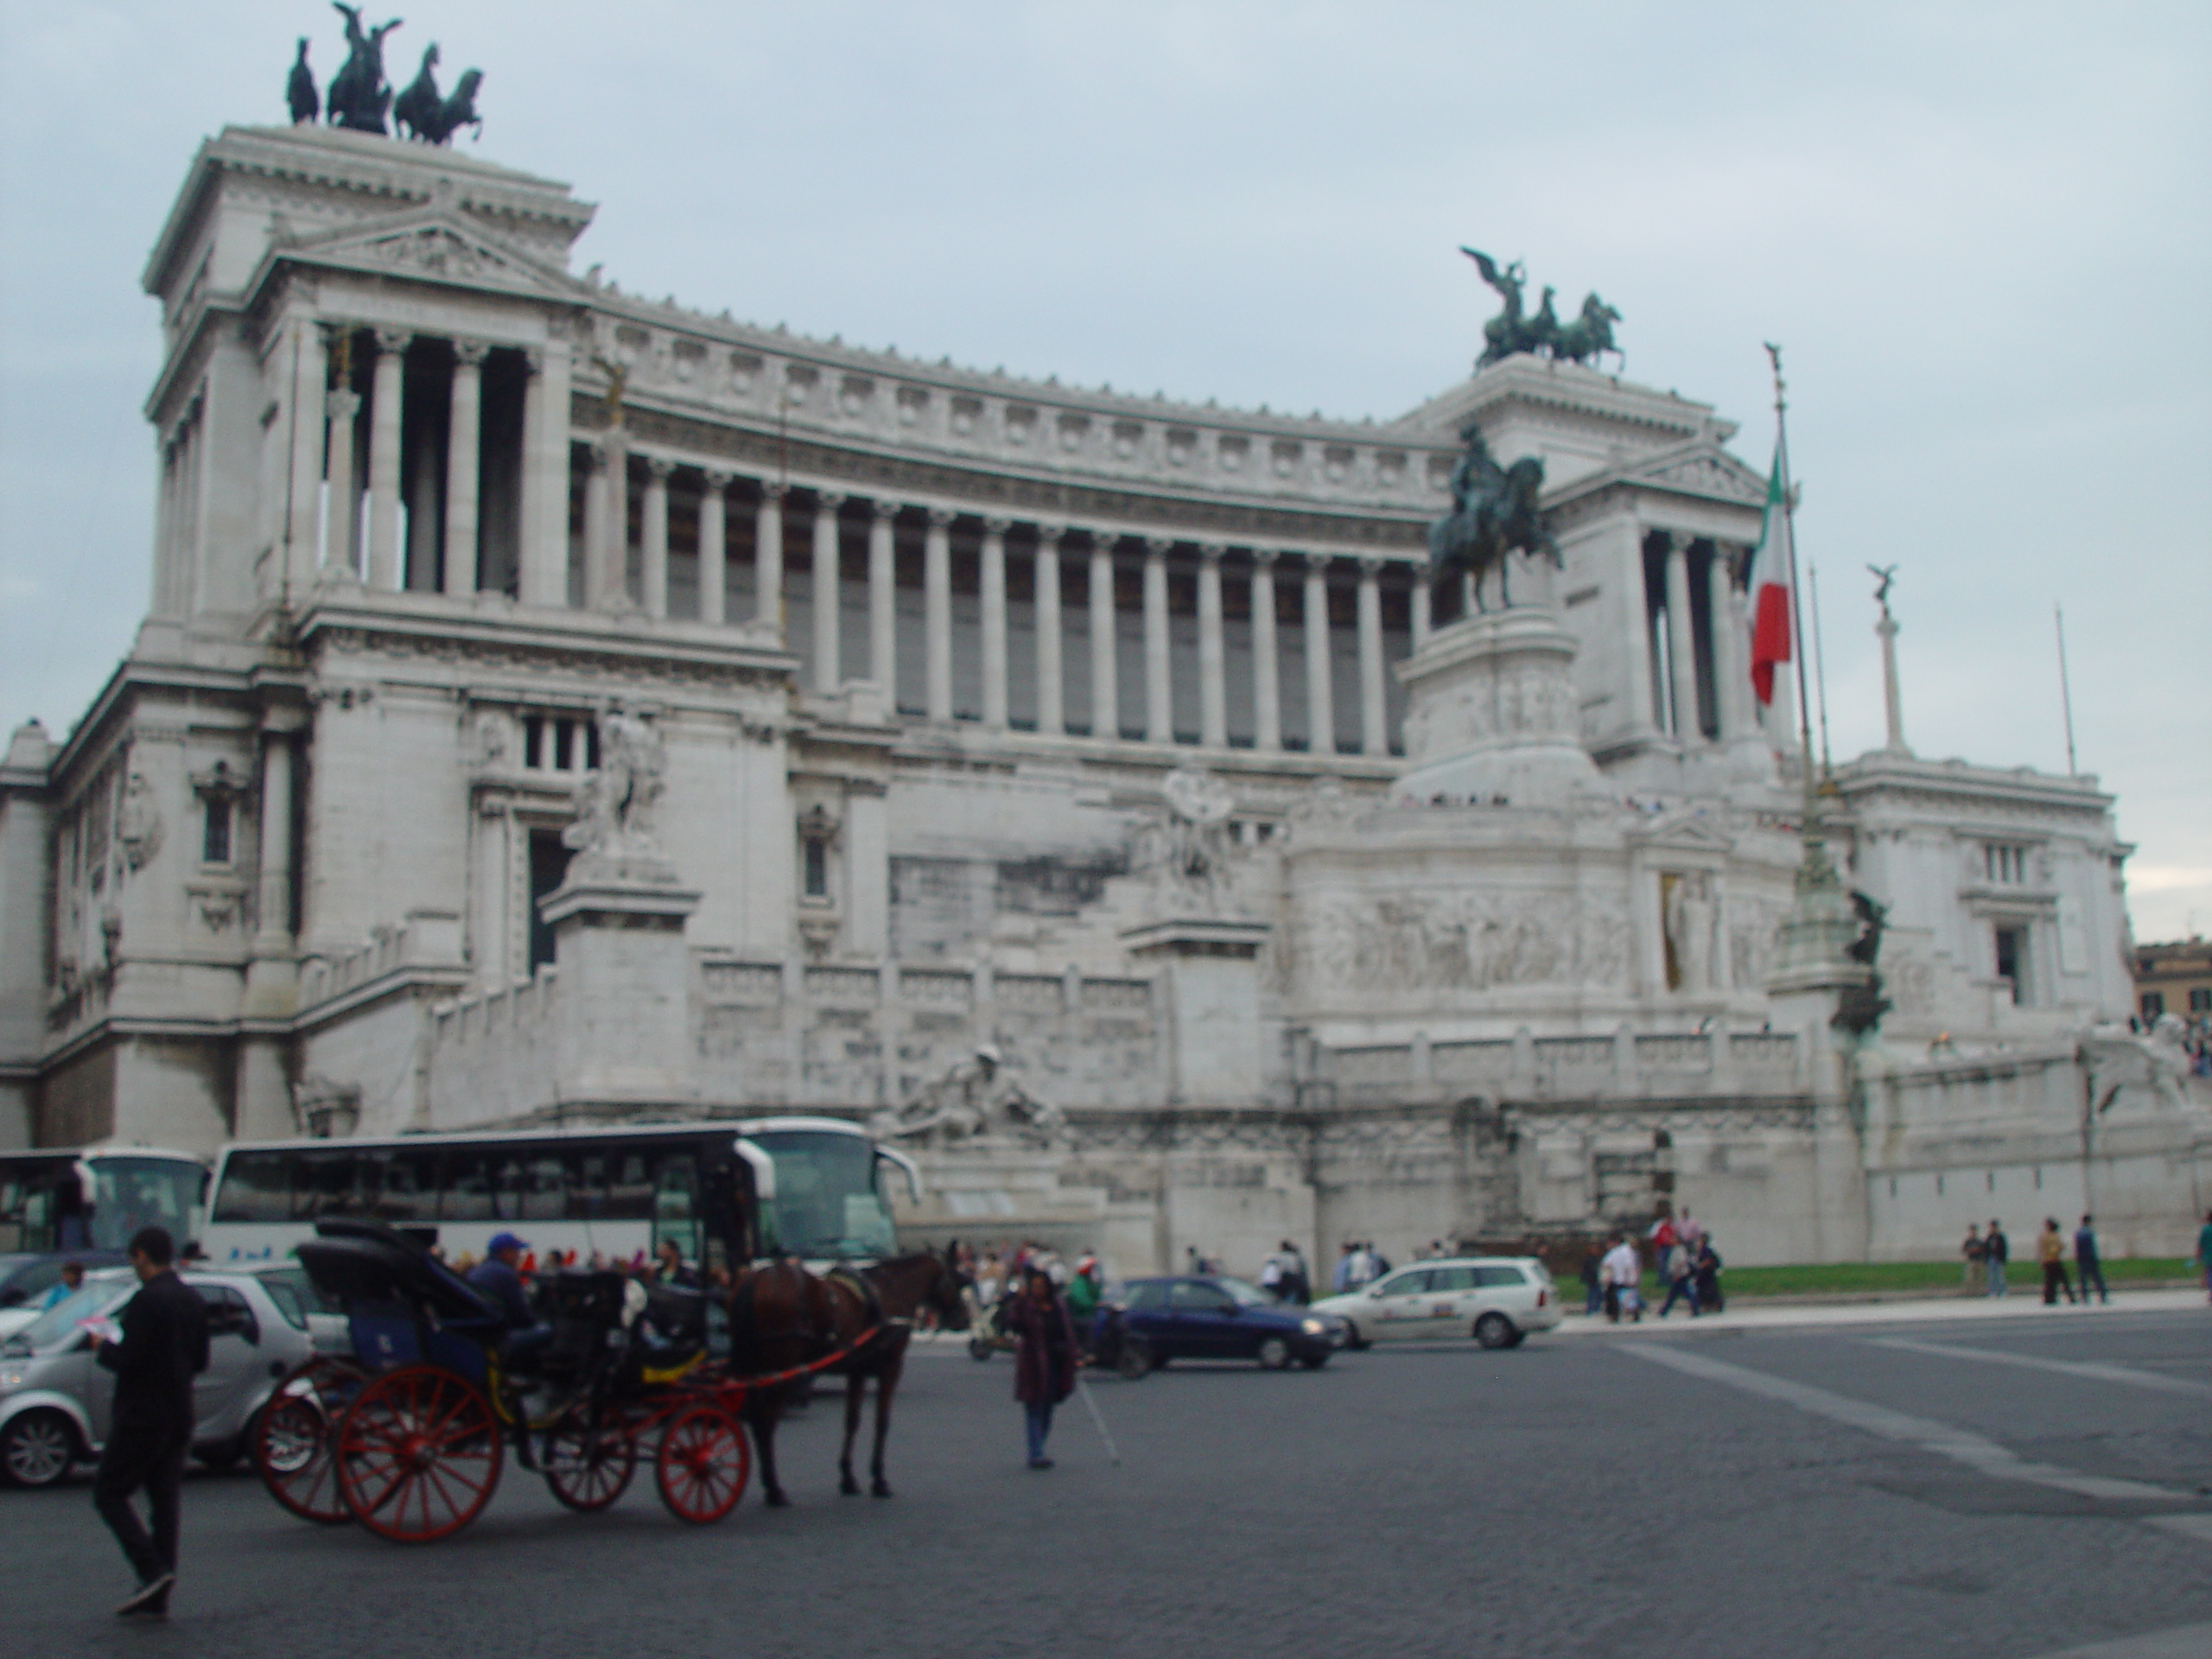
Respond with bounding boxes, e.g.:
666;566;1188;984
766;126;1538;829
1746;454;1793;707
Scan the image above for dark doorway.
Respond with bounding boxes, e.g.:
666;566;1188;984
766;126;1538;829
529;829;574;973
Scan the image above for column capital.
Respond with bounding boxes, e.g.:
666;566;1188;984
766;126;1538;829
1089;530;1119;553
1144;535;1173;556
1036;522;1066;545
373;327;413;354
817;490;848;512
760;480;789;502
982;515;1012;537
872;497;902;523
645;454;676;480
702;467;733;492
452;339;491;367
521;343;546;374
1357;556;1384;577
925;505;957;530
1198;542;1227;565
1299;550;1332;573
326;388;360;421
1249;547;1280;569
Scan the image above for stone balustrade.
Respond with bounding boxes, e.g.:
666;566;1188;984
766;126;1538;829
1312;1023;1803;1104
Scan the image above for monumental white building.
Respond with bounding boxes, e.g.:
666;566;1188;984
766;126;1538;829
2;122;2202;1269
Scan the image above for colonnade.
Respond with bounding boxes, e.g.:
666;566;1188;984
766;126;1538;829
1644;528;1758;747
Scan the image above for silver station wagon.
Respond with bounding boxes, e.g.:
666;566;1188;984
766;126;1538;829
1310;1256;1562;1351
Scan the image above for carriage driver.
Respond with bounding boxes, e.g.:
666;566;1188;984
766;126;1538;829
467;1233;554;1370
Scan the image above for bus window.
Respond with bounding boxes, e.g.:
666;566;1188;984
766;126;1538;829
563;1152;611;1223
652;1153;701;1258
292;1151;365;1221
373;1151;440;1224
510;1154;567;1223
211;1151;290;1224
605;1151;655;1221
442;1153;501;1222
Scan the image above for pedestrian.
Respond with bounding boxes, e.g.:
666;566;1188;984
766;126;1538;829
37;1258;86;1311
1961;1223;1985;1294
1649;1211;1678;1275
2037;1218;2076;1306
1580;1241;1604;1316
1658;1239;1700;1318
90;1225;208;1620
1007;1264;1078;1469
1984;1219;2009;1298
1693;1237;1725;1313
1675;1210;1704;1255
1258;1252;1285;1299
1600;1234;1643;1324
2196;1209;2212;1305
654;1238;698;1289
1281;1240;1310;1305
1332;1242;1357;1294
2074;1215;2109;1305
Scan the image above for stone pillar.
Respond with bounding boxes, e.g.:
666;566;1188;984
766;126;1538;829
925;506;954;720
1250;550;1281;753
639;456;671;617
869;499;898;689
1143;537;1173;744
1033;525;1065;735
1708;546;1745;741
251;731;296;955
518;342;573;607
1878;607;1910;755
813;492;845;689
697;469;729;624
365;328;410;589
1411;564;1433;652
1617;522;1659;740
442;340;487;597
323;385;360;577
1302;553;1335;755
980;517;1011;728
1089;533;1118;739
1664;532;1700;741
1357;556;1387;755
754;482;786;632
1197;543;1228;747
582;438;625;610
285;320;327;589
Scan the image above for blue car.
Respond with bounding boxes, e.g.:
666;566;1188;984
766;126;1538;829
1112;1275;1344;1370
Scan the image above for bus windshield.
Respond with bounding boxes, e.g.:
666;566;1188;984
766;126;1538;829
86;1157;206;1253
0;1154;206;1255
744;1129;896;1261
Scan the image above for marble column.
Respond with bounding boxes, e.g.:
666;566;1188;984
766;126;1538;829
518;342;573;607
323;385;360;577
1033;525;1065;735
1302;553;1335;755
1708;545;1745;741
925;507;954;721
1250;550;1281;753
581;442;613;610
365;328;410;589
1197;543;1227;747
1143;537;1173;744
697;469;729;625
813;492;845;690
869;499;898;689
1411;563;1433;650
981;517;1010;728
284;320;327;589
754;482;786;632
1357;556;1387;755
442;340;487;596
252;732;295;953
1664;531;1701;741
641;456;672;618
1089;533;1119;740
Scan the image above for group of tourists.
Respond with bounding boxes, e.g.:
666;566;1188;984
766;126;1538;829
1332;1240;1395;1292
1580;1211;1723;1323
1960;1216;2112;1304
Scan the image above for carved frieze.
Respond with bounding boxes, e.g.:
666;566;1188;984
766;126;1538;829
1285;889;1632;998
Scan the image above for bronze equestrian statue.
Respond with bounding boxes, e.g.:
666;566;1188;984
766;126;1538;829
1463;247;1624;371
325;4;403;134
287;38;319;124
1427;418;1558;613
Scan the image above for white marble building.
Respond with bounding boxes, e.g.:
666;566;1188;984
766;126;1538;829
2;124;2201;1269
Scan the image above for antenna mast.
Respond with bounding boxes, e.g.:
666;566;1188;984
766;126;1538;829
2055;602;2079;776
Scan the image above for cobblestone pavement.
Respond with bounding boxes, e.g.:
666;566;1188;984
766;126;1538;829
8;1309;2209;1659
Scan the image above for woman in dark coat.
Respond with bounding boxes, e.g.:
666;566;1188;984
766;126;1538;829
1007;1265;1078;1469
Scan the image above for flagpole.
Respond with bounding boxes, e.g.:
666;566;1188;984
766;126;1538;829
1764;343;1816;773
2054;602;2079;776
1808;561;1834;776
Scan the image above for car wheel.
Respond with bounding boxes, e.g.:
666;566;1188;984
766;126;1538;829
1255;1336;1292;1370
1474;1313;1516;1350
2;1409;79;1488
1117;1338;1153;1382
1341;1326;1370;1351
1299;1354;1329;1370
967;1337;994;1362
194;1433;247;1471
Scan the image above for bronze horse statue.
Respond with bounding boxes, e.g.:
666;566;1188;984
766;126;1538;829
392;43;486;145
726;1249;969;1505
1427;419;1558;612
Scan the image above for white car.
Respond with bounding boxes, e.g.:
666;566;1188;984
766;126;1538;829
1311;1256;1562;1350
0;1268;316;1488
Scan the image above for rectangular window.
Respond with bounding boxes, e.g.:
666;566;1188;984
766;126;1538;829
2141;991;2166;1020
2190;988;2210;1014
1994;925;2026;1004
803;837;829;899
1982;843;2030;884
202;798;232;864
211;1151;291;1224
529;830;573;972
442;1152;504;1222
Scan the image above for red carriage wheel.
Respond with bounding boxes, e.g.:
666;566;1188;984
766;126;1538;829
654;1405;749;1525
254;1357;362;1525
543;1413;639;1513
335;1365;503;1543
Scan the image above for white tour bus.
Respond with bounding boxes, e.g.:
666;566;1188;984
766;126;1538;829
198;1116;920;1275
0;1147;209;1257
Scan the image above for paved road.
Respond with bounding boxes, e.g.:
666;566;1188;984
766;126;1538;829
10;1307;2210;1658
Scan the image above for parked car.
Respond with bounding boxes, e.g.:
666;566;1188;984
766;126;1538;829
1311;1257;1560;1350
0;1267;315;1489
0;1253;129;1342
1114;1275;1344;1370
242;1262;353;1356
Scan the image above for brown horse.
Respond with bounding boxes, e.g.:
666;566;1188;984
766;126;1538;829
725;1248;968;1505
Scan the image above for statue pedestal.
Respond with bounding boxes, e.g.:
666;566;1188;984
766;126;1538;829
1391;607;1599;809
540;865;700;1106
1121;916;1271;1108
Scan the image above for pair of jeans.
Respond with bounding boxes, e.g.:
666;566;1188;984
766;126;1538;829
2078;1257;2108;1302
2042;1262;2075;1304
1660;1275;1700;1317
1023;1401;1054;1465
95;1417;189;1588
1986;1260;2006;1297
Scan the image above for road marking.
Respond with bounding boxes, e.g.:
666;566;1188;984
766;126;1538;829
1625;1342;2202;1516
1869;1337;2212;1399
2025;1620;2212;1658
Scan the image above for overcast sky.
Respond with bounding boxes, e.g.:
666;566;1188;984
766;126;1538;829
3;2;2207;941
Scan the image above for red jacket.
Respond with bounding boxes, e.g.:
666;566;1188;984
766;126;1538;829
1007;1289;1077;1406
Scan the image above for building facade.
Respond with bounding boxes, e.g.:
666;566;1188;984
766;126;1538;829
2;124;2202;1269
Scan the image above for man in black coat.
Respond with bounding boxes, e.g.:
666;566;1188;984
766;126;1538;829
90;1225;208;1619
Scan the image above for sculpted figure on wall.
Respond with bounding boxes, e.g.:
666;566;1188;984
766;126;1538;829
1288;889;1631;997
1147;766;1239;914
117;771;162;874
563;699;666;873
1665;872;1717;992
874;1045;1065;1147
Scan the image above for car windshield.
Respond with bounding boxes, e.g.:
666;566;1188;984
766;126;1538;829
14;1279;130;1352
1216;1276;1273;1306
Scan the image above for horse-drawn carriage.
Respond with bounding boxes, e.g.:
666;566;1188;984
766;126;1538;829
253;1219;750;1541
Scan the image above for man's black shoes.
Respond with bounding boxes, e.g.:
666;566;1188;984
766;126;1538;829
116;1573;174;1618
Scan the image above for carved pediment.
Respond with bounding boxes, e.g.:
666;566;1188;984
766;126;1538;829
281;209;582;300
1629;809;1736;854
1629;443;1766;505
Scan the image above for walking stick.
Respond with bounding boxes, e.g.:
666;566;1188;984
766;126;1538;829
1073;1375;1122;1465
